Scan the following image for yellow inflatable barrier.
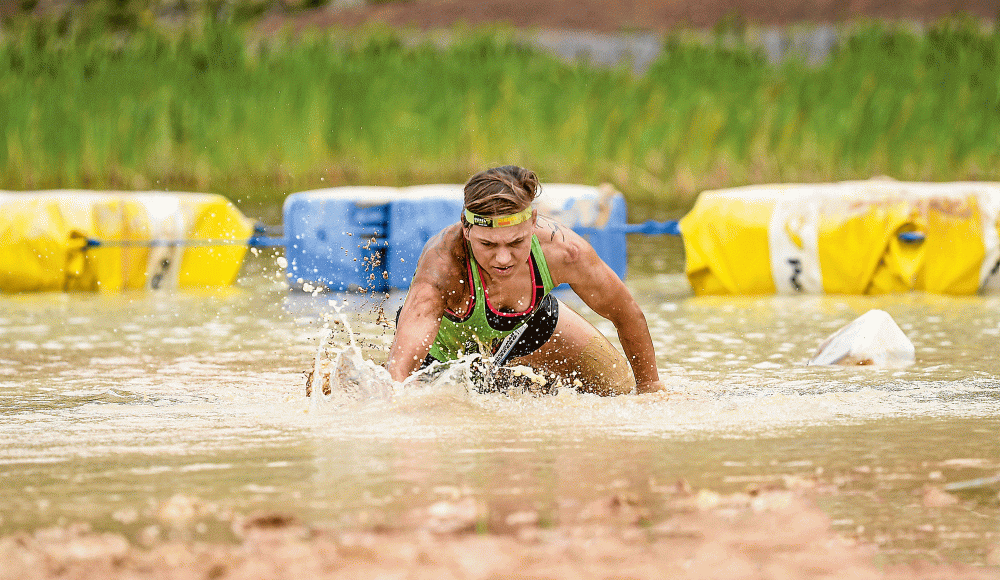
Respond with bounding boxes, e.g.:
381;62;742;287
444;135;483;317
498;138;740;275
0;191;254;293
679;181;1000;295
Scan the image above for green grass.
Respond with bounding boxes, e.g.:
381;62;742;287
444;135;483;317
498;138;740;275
1;12;998;217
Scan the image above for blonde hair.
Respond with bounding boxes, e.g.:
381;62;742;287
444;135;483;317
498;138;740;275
462;166;540;222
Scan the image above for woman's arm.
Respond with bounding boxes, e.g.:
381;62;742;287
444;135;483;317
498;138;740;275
542;222;665;393
387;278;446;382
386;227;464;383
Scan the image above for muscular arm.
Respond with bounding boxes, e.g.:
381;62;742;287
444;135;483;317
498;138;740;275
386;278;445;382
542;220;663;393
386;227;465;383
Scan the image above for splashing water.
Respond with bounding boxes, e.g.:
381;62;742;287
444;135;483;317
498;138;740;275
305;298;575;410
306;300;394;405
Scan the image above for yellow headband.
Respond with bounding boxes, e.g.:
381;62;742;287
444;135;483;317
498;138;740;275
463;207;533;228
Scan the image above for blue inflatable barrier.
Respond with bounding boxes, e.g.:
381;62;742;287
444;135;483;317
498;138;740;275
282;184;635;292
386;196;465;289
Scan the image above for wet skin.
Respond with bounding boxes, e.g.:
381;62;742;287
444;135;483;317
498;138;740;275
464;216;635;394
388;211;664;394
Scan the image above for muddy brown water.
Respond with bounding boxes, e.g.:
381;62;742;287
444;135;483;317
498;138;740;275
1;240;998;568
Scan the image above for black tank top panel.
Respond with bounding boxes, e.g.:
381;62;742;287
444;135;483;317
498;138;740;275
479;254;544;332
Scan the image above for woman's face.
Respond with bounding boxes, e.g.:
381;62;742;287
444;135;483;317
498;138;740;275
463;211;536;281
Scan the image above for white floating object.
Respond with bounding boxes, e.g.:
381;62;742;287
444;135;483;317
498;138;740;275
808;309;915;367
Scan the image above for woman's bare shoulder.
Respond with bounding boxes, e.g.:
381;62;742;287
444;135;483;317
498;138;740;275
533;215;587;270
413;223;468;293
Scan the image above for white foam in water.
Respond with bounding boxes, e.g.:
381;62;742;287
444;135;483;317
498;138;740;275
308;300;396;409
305;296;573;411
252;282;1000;445
298;301;1000;441
308;342;396;408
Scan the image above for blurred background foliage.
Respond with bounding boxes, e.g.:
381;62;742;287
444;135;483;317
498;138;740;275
1;1;998;217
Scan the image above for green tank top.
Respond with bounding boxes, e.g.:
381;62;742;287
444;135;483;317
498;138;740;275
429;235;554;361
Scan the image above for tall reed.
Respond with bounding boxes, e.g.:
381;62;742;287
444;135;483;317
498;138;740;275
1;15;997;213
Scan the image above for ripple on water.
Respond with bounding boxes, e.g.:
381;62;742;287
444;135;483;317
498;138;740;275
1;273;998;566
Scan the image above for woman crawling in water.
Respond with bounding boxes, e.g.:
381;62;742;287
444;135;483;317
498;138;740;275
387;165;665;395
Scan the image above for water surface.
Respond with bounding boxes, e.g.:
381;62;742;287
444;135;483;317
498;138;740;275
1;245;998;565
